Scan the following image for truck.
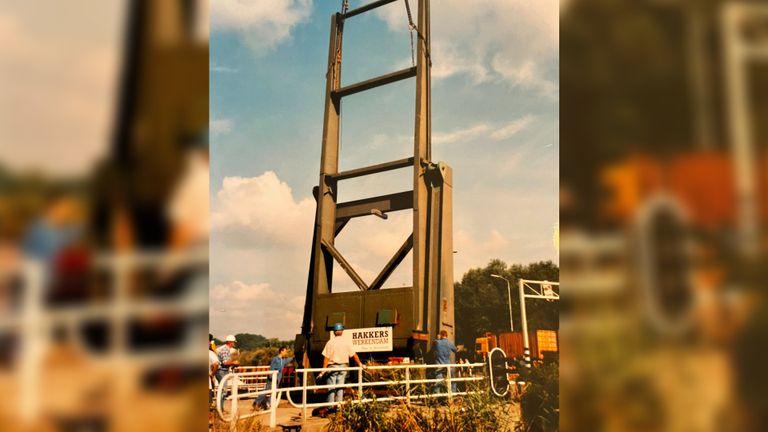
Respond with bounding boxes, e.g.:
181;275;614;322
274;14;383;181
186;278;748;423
477;330;559;362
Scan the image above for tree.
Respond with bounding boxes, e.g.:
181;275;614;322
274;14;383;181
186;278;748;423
454;259;559;349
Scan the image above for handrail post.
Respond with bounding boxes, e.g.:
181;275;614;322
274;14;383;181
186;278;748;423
405;366;411;405
302;370;308;427
447;366;453;400
229;373;239;432
269;370;277;428
358;366;363;401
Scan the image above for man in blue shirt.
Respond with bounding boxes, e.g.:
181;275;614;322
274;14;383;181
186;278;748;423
22;191;82;285
431;329;457;395
254;346;294;409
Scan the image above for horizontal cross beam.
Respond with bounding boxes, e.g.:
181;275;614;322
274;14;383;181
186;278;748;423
332;67;417;99
331;157;414;181
342;0;399;19
336;191;413;220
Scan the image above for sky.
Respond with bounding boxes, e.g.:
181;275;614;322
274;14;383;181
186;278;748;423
210;0;559;340
0;0;125;176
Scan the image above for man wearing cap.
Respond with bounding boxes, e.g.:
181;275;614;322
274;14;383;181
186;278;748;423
317;323;365;404
215;335;239;408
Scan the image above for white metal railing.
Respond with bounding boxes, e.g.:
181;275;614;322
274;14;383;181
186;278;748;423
1;247;208;424
231;365;270;392
217;362;487;429
216;370;280;431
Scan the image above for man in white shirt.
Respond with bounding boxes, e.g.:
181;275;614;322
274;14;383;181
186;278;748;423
317;323;365;404
208;338;220;406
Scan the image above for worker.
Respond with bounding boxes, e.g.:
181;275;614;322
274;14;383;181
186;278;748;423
431;329;458;395
253;346;294;409
208;336;220;406
317;323;366;405
215;335;239;408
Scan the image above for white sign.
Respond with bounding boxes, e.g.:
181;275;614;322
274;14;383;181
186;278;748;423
330;327;393;353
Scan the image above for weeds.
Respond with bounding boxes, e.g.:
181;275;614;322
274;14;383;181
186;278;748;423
326;381;516;432
210;412;268;432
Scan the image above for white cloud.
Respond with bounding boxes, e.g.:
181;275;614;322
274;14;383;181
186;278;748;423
433;123;491;145
432;115;535;146
489;115;536;140
210;280;305;339
374;0;558;90
210;0;312;54
431;42;491;84
453;228;511;275
209;171;416;297
211;118;234;134
211;64;239;73
491;57;557;95
365;115;534;148
211;171;315;246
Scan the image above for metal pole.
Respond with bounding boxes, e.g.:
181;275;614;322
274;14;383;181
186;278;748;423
491;274;514;332
519;279;531;367
405;366;411;405
20;261;43;424
447;365;453;400
269;371;277;429
506;278;514;332
722;4;758;256
230;374;239;432
302;370;308;427
358;366;363;400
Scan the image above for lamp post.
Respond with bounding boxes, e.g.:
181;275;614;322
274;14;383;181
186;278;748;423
490;274;514;332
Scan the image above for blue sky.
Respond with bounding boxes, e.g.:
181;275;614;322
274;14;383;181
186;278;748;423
209;0;559;339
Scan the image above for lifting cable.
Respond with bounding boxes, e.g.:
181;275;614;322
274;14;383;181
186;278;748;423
403;0;431;66
404;0;416;66
326;1;349;82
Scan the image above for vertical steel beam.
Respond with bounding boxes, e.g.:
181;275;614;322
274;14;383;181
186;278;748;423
437;165;454;341
412;0;431;333
313;14;344;298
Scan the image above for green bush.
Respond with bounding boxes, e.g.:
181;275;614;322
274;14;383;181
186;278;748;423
517;361;559;432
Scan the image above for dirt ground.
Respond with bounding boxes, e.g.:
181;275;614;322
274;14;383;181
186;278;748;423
212;399;330;432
